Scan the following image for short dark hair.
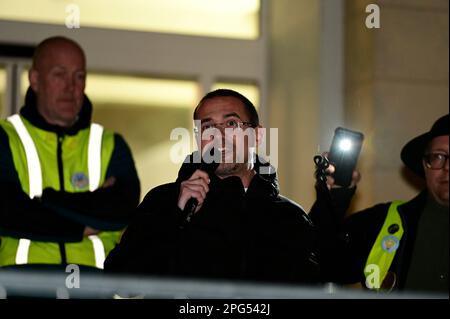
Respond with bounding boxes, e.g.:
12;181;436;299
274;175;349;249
193;89;259;126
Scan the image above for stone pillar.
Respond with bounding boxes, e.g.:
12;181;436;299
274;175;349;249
268;0;322;210
345;0;449;211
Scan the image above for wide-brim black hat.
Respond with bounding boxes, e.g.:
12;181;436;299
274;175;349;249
400;114;449;178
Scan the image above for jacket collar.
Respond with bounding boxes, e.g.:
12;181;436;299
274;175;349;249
20;87;93;135
176;152;280;199
398;190;428;221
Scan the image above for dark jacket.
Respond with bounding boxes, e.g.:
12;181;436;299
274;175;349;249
0;88;140;243
310;186;448;292
105;157;320;285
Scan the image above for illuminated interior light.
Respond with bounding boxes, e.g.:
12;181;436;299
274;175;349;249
0;68;5;91
21;72;199;109
0;68;5;117
0;0;260;39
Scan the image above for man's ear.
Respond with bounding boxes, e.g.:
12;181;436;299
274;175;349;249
29;69;39;92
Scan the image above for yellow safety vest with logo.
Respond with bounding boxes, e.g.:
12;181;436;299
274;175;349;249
0;114;122;269
364;200;405;290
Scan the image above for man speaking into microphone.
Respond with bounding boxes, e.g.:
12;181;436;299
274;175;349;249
104;89;319;285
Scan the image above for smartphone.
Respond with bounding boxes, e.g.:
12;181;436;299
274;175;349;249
328;127;364;187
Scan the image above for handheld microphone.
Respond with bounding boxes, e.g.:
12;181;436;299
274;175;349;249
182;148;219;225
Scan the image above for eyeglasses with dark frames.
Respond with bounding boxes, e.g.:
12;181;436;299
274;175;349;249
423;152;449;170
194;119;255;134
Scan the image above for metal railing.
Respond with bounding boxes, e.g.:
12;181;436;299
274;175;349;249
0;268;446;299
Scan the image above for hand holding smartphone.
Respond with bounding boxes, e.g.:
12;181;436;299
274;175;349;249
328;127;364;187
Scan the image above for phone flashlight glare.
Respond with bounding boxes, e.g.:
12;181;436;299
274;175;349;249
338;138;353;152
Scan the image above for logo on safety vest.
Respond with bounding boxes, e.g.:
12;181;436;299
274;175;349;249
381;235;399;253
71;172;89;189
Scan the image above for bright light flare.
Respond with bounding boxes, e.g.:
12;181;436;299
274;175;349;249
338;138;353;152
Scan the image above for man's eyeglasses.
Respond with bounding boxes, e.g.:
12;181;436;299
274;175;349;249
423;152;449;170
195;119;255;134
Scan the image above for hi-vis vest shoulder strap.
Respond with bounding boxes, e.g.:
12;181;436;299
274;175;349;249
87;123;103;192
7;115;43;198
364;200;405;290
6;114;106;268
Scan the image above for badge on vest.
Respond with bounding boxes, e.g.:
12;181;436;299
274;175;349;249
388;223;400;234
381;235;400;253
71;172;89;189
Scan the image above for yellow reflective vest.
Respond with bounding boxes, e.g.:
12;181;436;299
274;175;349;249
364;200;405;290
0;114;121;268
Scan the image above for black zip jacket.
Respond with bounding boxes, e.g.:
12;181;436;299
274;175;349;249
105;156;320;285
0;88;140;242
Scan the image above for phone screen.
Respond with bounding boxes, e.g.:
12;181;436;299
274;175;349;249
328;127;364;187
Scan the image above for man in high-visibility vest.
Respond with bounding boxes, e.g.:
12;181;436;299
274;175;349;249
311;114;448;294
0;36;140;271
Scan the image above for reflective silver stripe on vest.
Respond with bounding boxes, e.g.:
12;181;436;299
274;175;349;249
7;114;43;199
8;115;42;265
15;239;31;265
88;235;106;269
8;116;105;267
87;124;106;268
88;123;104;191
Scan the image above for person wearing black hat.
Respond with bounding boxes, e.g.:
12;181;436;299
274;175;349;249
310;114;448;294
401;114;449;207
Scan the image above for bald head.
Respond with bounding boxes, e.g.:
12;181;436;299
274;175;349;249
29;36;87;128
32;36;86;71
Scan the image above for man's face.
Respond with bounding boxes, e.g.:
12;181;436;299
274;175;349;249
424;135;449;207
195;96;259;178
29;42;86;128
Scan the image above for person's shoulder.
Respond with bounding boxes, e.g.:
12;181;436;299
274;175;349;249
105;131;126;145
345;201;392;228
0;119;14;135
96;127;127;145
350;202;392;217
134;182;181;221
0;123;13;147
140;182;179;206
108;132;132;154
110;131;125;141
276;194;307;212
273;194;313;226
0;122;8;135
